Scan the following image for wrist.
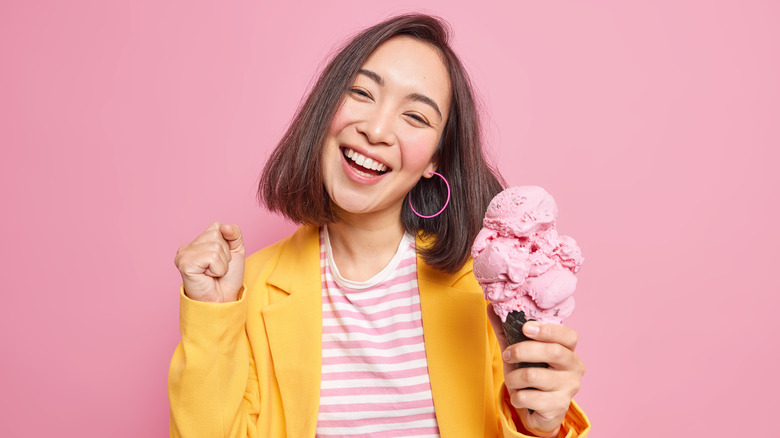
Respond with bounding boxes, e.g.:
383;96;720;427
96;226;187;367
181;286;242;303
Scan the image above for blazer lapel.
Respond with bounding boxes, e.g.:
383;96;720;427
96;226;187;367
261;226;323;437
418;256;488;437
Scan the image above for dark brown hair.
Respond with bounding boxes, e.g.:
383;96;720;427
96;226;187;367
258;13;505;273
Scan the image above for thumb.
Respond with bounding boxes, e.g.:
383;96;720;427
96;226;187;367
520;410;562;438
220;224;245;253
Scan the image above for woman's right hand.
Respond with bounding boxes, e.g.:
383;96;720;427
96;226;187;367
174;222;246;303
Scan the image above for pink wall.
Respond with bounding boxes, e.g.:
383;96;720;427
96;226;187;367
2;1;778;436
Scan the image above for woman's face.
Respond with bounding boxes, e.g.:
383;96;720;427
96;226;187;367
322;36;452;219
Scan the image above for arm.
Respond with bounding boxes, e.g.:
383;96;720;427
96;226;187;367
169;223;261;437
168;289;261;437
451;270;590;437
486;308;591;437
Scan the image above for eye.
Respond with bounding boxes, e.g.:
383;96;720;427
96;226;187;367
349;87;373;100
406;113;431;127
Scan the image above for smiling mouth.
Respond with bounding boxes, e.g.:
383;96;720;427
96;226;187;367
342;147;390;177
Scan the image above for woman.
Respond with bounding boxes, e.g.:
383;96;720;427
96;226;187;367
169;14;589;437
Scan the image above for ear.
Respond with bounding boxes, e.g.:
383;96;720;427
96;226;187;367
422;161;438;178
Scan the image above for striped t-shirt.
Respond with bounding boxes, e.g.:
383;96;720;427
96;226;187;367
315;226;440;437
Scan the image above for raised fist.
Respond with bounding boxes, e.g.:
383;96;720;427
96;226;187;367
174;222;246;303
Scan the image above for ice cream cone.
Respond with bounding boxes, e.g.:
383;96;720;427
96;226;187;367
502;310;548;369
473;187;583;369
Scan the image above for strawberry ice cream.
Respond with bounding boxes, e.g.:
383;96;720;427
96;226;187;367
471;186;583;325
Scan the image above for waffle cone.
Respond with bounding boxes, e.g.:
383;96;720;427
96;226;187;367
501;311;548;369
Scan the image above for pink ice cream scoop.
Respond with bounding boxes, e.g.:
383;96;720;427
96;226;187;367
471;186;584;325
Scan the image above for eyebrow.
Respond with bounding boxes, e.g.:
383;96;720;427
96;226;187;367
358;69;443;121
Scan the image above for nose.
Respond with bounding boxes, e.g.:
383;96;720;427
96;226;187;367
357;106;396;146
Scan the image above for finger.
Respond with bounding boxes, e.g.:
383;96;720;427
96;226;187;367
522;322;579;351
192;222;226;245
510;386;569;410
504;366;559;392
203;221;223;237
220;224;245;254
188;224;232;259
517;402;566;438
194;239;231;263
180;242;230;276
203;249;230;277
504;340;579;370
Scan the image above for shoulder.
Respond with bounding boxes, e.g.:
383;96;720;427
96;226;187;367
244;225;319;279
450;259;481;293
244;236;288;275
416;247;481;296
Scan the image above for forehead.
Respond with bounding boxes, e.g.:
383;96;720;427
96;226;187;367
360;36;451;110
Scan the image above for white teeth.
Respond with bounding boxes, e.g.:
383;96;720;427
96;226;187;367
353;168;371;177
344;148;388;173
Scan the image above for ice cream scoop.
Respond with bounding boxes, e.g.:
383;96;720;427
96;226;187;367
471;186;583;368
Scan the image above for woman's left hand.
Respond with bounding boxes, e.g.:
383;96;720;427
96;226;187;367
487;308;585;438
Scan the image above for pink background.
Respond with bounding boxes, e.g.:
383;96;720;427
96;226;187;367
1;1;778;436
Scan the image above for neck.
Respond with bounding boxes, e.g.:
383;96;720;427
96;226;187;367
327;206;407;282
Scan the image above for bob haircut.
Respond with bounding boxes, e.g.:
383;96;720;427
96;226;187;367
258;13;505;273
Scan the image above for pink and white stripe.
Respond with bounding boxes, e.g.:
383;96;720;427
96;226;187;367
316;228;440;437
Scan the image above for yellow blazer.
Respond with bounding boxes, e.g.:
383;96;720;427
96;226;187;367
169;226;590;437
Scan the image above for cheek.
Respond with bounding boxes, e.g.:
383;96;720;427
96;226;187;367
327;99;352;136
401;131;440;169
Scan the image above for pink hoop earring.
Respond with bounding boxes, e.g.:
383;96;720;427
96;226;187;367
408;171;451;219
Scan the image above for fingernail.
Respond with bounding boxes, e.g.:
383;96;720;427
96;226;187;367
524;323;540;336
502;349;511;361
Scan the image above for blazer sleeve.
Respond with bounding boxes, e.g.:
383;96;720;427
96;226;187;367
168;287;261;438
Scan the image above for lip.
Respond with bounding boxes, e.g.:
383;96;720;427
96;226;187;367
339;146;391;185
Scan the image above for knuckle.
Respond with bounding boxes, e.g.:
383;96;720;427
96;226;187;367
174;245;192;266
570;331;579;349
522;368;538;384
513;390;528;406
571;380;581;396
546;343;564;362
201;223;221;237
555;398;571;413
